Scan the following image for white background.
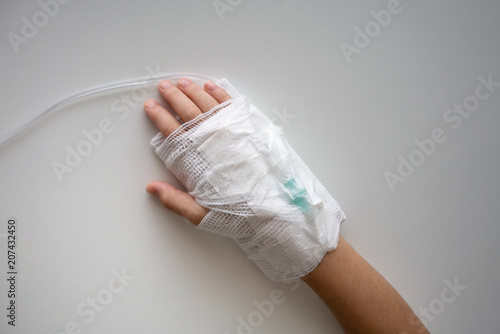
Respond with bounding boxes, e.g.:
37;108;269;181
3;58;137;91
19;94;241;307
1;0;499;333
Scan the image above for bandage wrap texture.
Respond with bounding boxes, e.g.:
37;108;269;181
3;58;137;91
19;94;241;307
151;81;345;281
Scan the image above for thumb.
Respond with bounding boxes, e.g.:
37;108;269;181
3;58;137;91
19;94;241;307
146;181;208;225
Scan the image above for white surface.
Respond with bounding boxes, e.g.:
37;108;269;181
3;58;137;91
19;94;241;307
1;0;499;333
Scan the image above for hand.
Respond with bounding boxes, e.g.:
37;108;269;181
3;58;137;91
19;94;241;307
143;78;232;225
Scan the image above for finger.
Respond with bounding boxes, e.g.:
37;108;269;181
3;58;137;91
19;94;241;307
146;181;208;225
158;80;202;122
144;99;181;137
176;78;220;113
204;81;233;104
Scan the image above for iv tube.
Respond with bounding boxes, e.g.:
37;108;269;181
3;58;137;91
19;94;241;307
0;72;221;146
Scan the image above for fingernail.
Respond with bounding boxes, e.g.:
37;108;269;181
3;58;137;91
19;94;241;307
205;81;217;91
146;185;158;196
177;78;192;88
145;100;156;108
160;80;172;89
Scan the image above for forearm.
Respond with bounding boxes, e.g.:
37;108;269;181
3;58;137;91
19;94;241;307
302;236;429;334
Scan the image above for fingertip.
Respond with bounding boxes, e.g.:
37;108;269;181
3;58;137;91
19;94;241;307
177;78;192;88
144;99;157;110
204;81;232;103
160;80;173;90
146;183;159;196
204;81;217;92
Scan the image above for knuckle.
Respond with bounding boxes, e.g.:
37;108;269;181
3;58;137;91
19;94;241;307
162;197;173;211
162;123;178;137
184;105;200;118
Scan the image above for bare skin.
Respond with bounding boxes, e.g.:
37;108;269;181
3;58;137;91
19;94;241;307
143;79;430;334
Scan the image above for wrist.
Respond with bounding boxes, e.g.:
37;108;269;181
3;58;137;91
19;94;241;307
301;236;345;284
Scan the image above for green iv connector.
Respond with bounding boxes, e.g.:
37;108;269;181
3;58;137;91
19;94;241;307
284;178;310;212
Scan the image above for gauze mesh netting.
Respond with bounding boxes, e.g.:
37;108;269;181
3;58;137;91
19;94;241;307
150;80;345;281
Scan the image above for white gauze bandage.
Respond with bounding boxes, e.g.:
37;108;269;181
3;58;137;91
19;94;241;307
150;79;345;281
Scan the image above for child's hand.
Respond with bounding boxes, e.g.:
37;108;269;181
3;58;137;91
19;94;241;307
143;79;231;225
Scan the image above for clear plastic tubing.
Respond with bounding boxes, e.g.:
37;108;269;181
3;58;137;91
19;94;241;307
0;72;221;147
